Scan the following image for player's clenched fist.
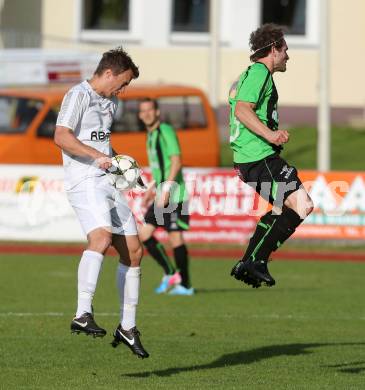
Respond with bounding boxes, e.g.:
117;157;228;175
267;129;289;146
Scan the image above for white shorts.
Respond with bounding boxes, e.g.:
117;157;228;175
66;175;137;236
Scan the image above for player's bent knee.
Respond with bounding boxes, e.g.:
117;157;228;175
88;231;112;254
301;193;314;217
285;189;313;220
138;230;148;242
136;244;143;259
129;244;143;266
306;199;314;217
138;225;155;242
136;245;144;261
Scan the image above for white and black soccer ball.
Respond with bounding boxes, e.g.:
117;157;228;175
108;154;142;191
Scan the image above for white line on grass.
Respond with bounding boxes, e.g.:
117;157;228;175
0;312;118;317
1;312;365;321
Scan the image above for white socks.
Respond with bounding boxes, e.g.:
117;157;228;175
116;263;141;330
75;251;140;330
76;250;104;318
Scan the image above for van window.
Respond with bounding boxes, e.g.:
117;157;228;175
159;95;207;130
37;105;60;138
111;95;207;133
112;99;144;133
0;96;42;134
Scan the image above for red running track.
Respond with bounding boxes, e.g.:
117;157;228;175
1;243;365;262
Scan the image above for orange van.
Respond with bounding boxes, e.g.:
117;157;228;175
0;84;220;166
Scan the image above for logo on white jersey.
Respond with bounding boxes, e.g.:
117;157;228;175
90;131;111;141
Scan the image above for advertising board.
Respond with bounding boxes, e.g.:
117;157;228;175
0;165;364;242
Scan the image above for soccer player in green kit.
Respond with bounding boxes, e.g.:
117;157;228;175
230;24;314;288
138;98;194;296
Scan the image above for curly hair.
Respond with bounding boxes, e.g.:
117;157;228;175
249;23;286;62
94;46;139;78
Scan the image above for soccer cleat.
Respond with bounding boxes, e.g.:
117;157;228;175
70;312;107;337
230;260;261;288
243;273;262;288
251;260;275;286
231;259;275;287
168;284;195;296
168;271;182;287
154;274;173;294
111;325;149;359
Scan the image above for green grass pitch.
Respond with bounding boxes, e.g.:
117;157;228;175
1;253;364;389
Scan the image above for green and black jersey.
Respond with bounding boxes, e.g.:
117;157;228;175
146;122;188;203
229;62;280;163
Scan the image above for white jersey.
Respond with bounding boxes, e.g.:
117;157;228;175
56;80;118;191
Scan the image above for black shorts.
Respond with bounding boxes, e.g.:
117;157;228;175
234;154;302;207
144;201;190;232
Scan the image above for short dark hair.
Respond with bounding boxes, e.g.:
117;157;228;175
94;46;139;78
139;97;159;110
249;23;286;62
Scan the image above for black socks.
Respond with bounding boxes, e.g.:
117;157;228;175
174;244;190;288
242;211;279;261
143;236;175;275
143;238;191;288
243;208;303;262
271;207;303;250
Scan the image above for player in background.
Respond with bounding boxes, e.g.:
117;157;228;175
229;24;313;287
54;47;149;358
138;98;194;296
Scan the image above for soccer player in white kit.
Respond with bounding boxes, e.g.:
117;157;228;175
54;47;149;359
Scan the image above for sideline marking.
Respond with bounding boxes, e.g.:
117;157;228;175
1;312;364;321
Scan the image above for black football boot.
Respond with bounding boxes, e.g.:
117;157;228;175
70;313;107;337
111;324;149;359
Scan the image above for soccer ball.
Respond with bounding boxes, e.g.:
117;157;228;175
108;154;142;190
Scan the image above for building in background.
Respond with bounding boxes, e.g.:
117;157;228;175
1;0;365;127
